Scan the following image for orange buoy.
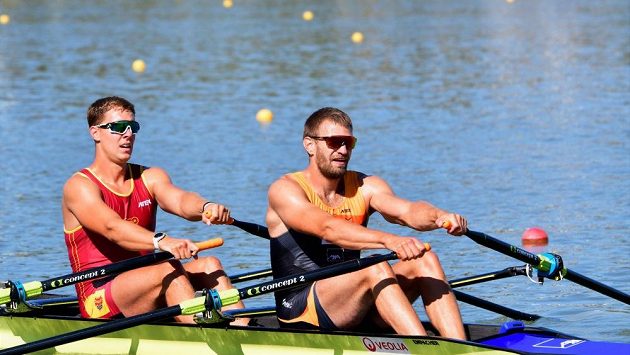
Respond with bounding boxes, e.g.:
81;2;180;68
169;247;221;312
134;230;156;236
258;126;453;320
522;227;549;246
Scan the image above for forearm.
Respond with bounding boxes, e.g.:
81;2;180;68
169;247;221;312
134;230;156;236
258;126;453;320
101;219;156;251
175;191;208;221
403;201;448;231
319;218;394;250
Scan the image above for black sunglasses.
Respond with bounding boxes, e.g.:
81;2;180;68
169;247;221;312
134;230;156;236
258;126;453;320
309;135;357;150
94;120;140;135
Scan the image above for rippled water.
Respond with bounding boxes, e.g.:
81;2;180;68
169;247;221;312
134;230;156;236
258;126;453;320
1;0;628;343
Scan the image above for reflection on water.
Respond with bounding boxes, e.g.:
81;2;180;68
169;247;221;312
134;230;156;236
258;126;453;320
0;0;628;342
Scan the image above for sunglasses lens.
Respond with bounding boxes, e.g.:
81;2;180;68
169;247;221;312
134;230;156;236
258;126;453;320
326;136;356;150
109;121;140;134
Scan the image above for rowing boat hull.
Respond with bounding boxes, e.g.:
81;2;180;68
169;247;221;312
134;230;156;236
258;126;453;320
3;313;630;355
0;313;521;355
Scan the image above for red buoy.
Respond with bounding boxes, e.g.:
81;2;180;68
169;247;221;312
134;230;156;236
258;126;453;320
522;227;549;246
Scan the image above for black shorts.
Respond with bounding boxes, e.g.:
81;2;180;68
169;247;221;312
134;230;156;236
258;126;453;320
276;282;338;330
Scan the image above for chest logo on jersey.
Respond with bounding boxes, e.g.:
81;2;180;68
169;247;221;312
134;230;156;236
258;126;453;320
138;199;152;208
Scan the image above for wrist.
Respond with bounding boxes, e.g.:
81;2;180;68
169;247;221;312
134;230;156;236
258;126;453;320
153;232;167;250
200;201;213;214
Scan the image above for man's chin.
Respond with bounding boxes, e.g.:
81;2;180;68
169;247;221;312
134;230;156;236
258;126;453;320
320;167;347;179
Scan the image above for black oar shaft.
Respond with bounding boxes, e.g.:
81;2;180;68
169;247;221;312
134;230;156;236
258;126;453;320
0;305;181;355
237;253;397;300
453;290;540;321
230;219;270;239
465;231;541;265
564;269;630;305
41;252;173;292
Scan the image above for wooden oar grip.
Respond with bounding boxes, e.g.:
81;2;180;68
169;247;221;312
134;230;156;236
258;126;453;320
424;242;431;252
195;238;224;251
442;220;452;229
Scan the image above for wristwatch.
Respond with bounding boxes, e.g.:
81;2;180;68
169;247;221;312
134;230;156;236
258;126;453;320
153;232;167;250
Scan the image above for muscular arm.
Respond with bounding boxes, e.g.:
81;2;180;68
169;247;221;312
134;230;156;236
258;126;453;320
140;167;229;225
144;167;206;221
267;176;398;250
63;174;155;251
365;175;467;235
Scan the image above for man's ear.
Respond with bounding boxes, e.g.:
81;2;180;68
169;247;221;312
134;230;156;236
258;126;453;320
89;125;101;142
303;137;315;157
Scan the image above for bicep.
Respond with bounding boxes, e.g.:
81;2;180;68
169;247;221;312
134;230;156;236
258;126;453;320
268;179;332;237
63;177;123;235
144;167;186;214
365;176;412;225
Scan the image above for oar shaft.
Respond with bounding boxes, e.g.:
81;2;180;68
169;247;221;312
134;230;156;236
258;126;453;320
453;290;540;321
236;252;397;301
229;218;270;239
1;238;223;306
465;230;541;265
41;238;223;292
564;269;630;305
449;266;526;288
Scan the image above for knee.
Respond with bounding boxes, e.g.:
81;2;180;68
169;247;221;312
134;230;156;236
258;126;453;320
159;259;188;275
188;256;225;274
367;261;397;281
415;251;445;277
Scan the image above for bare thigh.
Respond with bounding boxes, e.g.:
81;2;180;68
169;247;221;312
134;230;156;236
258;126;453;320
392;251;451;305
111;259;193;317
314;261;399;329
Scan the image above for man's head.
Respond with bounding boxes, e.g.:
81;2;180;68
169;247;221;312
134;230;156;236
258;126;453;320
87;96;135;127
303;107;353;139
87;96;138;163
303;107;357;179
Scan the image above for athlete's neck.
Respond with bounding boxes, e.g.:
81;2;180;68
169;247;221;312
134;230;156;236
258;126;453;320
302;166;345;205
88;161;130;188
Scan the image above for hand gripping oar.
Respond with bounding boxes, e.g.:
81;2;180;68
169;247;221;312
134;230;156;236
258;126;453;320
459;227;630;305
0;238;224;308
203;210;271;239
0;252;400;355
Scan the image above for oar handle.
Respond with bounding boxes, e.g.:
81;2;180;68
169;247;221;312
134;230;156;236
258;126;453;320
195;238;224;250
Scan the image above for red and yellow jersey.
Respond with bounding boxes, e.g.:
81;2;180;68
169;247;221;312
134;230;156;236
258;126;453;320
64;164;156;294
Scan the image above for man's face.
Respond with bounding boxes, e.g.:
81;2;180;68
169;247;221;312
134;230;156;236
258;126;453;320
309;121;355;179
91;109;136;163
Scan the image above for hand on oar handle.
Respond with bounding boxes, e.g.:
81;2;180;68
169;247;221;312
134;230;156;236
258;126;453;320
386;237;431;261
438;215;468;236
201;203;232;225
160;237;223;259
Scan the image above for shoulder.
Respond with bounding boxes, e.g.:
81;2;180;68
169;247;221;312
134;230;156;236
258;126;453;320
268;173;309;204
138;165;171;185
268;173;300;194
63;171;99;202
354;172;395;196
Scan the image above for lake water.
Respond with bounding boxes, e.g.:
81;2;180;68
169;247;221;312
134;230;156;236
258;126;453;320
0;0;628;343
